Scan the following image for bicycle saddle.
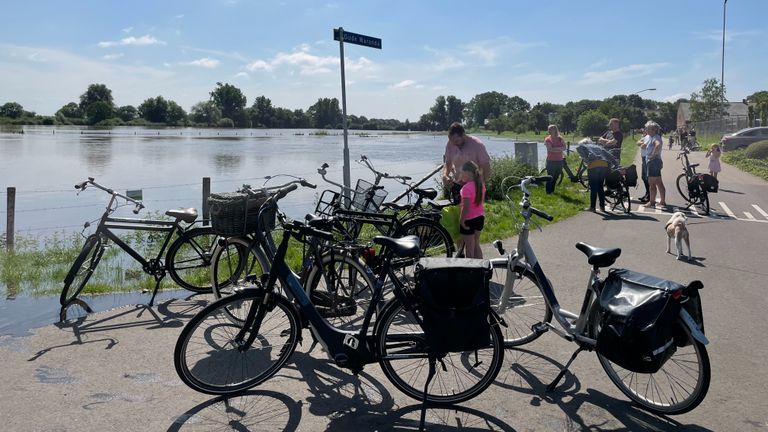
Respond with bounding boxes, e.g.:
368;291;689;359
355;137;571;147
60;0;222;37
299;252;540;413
414;188;438;200
305;213;335;230
166;208;198;223
575;242;621;268
373;235;420;258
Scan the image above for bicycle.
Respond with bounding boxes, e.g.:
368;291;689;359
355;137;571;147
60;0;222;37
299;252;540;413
174;184;504;406
538;149;589;188
61;177;218;309
486;175;710;415
209;178;377;332
602;165;636;214
675;147;710;215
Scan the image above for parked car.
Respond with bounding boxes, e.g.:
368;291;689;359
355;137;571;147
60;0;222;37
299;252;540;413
720;127;768;151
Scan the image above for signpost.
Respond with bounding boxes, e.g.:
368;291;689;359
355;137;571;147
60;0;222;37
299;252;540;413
334;27;381;202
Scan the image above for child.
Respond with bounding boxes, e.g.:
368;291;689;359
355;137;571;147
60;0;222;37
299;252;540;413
706;143;722;179
458;161;486;259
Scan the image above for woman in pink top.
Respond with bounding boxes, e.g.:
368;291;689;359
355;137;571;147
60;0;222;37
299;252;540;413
459;161;486;258
544;124;566;194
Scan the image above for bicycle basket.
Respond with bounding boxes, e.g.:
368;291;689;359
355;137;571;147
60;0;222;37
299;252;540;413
315;189;342;218
415;258;492;353
352;179;387;212
208;190;271;236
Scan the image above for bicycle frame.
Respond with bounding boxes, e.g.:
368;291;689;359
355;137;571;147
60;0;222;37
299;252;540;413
97;215;185;275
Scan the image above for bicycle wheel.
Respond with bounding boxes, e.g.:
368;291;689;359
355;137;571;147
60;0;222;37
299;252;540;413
398;218;455;261
597;316;711;415
618;184;631;214
376;298;504;405
210;237;271;299
304;252;376;332
174;289;300;395
578;164;589;189
167;227;218;293
701;191;710;215
489;259;552;347
675;173;692;204
539;167;564;185
60;235;104;306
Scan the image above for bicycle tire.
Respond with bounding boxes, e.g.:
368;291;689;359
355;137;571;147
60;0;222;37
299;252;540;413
675;173;692;204
60;235;104;306
210;237;271;299
174;289;300;395
701;191;710;215
578;164;589;189
489;259;552;347
597;315;711;415
376;297;504;405
304;252;376;332
166;227;218;293
619;184;631;214
539;167;564;185
397;218;455;262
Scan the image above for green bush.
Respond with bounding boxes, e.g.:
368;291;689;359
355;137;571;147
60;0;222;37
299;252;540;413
217;118;235;128
486;155;537;200
744;140;768;160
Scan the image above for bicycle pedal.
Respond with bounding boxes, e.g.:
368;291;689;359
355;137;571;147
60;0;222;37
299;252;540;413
532;322;550;335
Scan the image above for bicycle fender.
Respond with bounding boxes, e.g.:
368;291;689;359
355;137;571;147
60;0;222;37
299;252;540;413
680;308;709;345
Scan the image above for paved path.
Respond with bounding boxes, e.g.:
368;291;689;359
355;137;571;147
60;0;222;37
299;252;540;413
1;148;767;431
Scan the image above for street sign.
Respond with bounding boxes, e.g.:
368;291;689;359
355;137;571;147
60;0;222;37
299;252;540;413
333;29;382;49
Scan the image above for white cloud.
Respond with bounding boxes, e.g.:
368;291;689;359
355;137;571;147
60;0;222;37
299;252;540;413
246;60;273;71
175;14;185;19
122;26;133;34
183;57;220;68
245;45;375;76
459;37;540;66
27;52;46;62
234;71;249;78
581;63;668;84
101;53;124;60
98;35;166;48
663;93;689;103
692;29;761;44
390;80;424;90
589;59;608;69
182;46;247;61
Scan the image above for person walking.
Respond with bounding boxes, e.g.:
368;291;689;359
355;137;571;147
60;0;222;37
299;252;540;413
458;161;486;259
644;121;667;208
576;140;617;213
544;124;566;194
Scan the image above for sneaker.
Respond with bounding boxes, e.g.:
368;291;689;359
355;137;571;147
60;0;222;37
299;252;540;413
638;196;649;203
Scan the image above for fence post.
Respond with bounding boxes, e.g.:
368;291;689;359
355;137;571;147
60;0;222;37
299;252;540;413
202;177;210;226
6;187;15;252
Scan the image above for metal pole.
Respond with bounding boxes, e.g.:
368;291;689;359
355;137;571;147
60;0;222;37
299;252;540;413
338;27;351;204
6;187;15;252
202;177;210;226
391;164;444;203
721;0;727;119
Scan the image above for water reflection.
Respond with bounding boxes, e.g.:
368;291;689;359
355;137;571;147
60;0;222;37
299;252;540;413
212;153;243;172
79;137;114;171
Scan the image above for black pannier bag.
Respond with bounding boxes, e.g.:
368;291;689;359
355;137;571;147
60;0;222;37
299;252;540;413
605;169;622;190
415;258;492;353
208;190;271;237
623;164;638;187
596;268;683;373
700;174;719;193
675;280;705;347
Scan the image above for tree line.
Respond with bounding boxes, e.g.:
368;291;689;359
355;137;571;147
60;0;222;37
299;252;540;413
2;78;765;135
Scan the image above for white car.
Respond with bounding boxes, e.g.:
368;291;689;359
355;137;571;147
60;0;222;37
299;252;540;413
720;127;768;151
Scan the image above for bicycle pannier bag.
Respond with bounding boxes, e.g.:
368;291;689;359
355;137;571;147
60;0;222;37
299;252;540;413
700;174;719;193
623;164;638;187
596;268;683;373
687;178;702;198
675;280;705;347
605;170;622;190
415;258;492;353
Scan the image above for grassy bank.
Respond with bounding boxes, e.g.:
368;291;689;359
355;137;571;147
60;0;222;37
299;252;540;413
721;149;768;181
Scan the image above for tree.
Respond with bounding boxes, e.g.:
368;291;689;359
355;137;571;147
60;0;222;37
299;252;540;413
210;82;247;127
648;101;677;133
486;115;510;134
507;95;531;113
577;110;609;137
79;84;114;113
528;103;549;134
250;96;276;128
56;102;83;119
307;98;342;128
138;96;170;123
0;102;24;118
86;101;114;124
465;91;510;128
446;95;464;125
189;101;221;126
116;105;137;122
166;101;186;125
508;111;530;134
690;78;726;121
427;96;448;130
749;91;768;125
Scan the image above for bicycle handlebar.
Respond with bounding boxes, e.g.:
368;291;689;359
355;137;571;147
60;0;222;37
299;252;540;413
358;154;412;183
75;177;145;214
530;206;554;221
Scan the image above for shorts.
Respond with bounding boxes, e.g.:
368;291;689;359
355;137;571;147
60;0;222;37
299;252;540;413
460;215;485;235
647;158;663;177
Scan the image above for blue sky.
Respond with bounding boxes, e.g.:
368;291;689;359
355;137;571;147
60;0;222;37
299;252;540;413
1;0;766;121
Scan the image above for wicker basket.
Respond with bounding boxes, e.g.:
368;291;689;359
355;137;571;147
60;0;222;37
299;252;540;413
208;191;270;236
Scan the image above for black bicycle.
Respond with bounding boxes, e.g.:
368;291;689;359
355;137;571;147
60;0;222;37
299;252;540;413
603;165;637;214
539;155;589;188
61;177;218;309
675;148;711;215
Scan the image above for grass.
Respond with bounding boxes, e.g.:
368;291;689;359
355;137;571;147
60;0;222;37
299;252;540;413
721;149;768;181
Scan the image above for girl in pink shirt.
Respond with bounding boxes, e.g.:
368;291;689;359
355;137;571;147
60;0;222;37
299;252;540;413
459;161;486;258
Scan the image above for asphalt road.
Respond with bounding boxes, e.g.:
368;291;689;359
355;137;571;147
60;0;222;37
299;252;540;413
1;147;767;431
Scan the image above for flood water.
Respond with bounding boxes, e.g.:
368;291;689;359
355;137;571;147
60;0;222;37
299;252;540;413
0;125;547;335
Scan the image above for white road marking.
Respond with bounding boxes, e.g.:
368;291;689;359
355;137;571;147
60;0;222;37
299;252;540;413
744;212;756;220
719;202;736;218
752;204;768;220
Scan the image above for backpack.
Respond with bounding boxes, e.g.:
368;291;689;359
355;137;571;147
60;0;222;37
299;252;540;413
596;269;683;373
415;258;492;353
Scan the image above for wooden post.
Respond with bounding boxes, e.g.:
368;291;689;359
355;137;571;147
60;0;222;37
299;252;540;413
6;187;15;252
202;177;210;226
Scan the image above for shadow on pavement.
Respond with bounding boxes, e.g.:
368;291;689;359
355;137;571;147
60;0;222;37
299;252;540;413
167;390;302;432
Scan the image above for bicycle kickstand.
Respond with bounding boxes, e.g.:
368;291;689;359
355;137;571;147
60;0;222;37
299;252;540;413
419;356;438;432
148;274;165;307
546;346;586;392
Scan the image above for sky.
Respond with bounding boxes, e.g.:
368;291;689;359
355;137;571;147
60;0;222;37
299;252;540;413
1;0;766;121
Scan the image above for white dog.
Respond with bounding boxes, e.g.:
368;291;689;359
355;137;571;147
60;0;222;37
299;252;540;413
665;212;691;261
